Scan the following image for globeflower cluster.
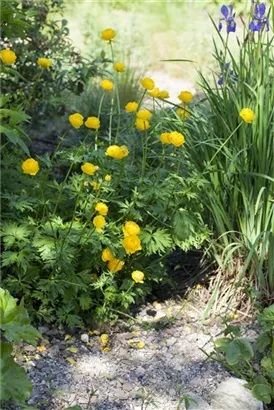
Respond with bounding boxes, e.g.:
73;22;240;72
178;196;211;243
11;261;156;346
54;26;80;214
122;221;142;255
69;113;100;130
101;247;124;273
160;131;185;147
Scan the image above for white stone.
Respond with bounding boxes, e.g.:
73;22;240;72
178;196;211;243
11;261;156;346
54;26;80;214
211;378;263;410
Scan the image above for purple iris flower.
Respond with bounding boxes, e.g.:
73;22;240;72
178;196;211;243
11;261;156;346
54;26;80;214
249;3;269;32
219;5;237;33
218;62;237;86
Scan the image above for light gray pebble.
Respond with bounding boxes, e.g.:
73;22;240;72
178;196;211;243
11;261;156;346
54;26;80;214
80;333;89;343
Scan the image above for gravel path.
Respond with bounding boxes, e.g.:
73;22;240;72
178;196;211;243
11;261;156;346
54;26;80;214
13;300;230;410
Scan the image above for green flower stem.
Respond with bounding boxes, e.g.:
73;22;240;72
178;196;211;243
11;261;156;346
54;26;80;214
109;41;121;143
108;94;114;145
141;128;148;182
124;281;135;296
155;96;190;112
138;89;147;108
95;92;105;151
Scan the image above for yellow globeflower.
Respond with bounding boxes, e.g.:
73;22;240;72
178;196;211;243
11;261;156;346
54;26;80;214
132;270;144;283
107;258;124;272
93;215;106;233
148;88;160;98
159;90;169;99
122;235;142;255
0;49;17;65
136;109;152;120
106;145;122;159
105;145;128;159
239;108;255;123
105;174;112;182
91;181;101;191
101;28;116;41
140;77;155;90
160;132;171;144
169;131;185;147
85;116;100;129
69;113;84;129
37;57;52;68
114;62;125;72
101;79;114;91
101;247;114;262
95;202;108;216
123;221;141;237
135;119;150;131
21;158;39;176
178;90;193;103
81;162;97;175
176;105;191;120
125;101;138;113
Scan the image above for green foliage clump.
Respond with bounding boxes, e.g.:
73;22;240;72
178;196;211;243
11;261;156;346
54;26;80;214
208;305;274;405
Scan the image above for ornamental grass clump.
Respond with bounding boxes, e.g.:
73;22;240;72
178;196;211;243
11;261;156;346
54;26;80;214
171;1;274;315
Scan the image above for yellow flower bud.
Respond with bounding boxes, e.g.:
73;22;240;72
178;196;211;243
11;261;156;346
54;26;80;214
91;181;101;191
131;270;144;283
104;174;112;182
21;158;39;176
